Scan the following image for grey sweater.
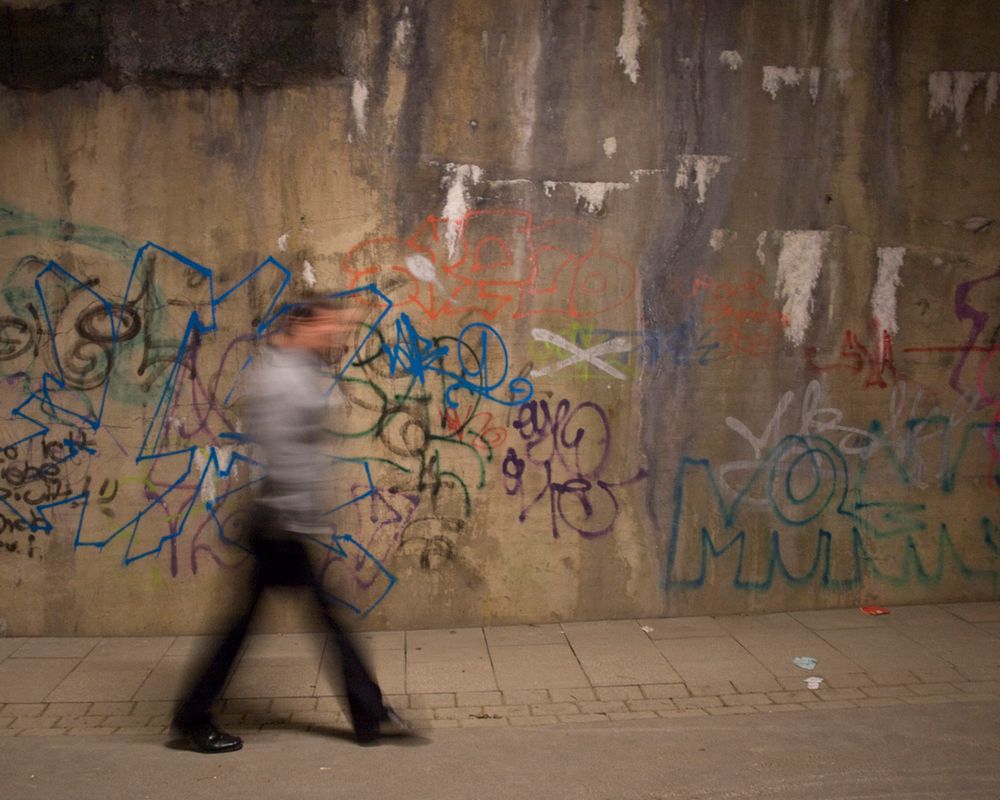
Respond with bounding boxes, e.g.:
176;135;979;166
245;345;334;534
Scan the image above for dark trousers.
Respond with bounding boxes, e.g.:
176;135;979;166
174;510;385;735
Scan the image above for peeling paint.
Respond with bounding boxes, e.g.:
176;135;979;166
442;163;484;260
302;259;317;288
351;78;369;136
872;247;906;343
674;155;731;204
719;50;743;71
603;136;618;158
762;66;805;99
710;228;737;251
808;67;822;102
756;231;769;266
774;230;830;346
928;71;1000;132
404;253;444;289
277;233;289;253
567;181;632;213
616;0;646;84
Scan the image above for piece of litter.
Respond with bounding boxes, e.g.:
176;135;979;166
804;676;824;690
640;625;654;633
793;656;817;670
860;606;890;616
319;767;332;771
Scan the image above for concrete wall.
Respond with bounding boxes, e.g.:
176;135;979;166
1;0;998;635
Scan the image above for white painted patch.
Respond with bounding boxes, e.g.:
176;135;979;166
756;231;769;266
543;181;557;197
568;181;631;213
192;448;215;504
277;233;289;253
616;0;646;84
442;163;484;260
928;71;1000;132
719;50;743;71
530;328;631;380
762;66;804;99
603;136;618;158
710;228;737;252
774;230;829;346
351;79;369;136
629;168;669;179
872;247;905;349
674;155;731;204
404;253;444;289
394;6;412;50
302;259;317;288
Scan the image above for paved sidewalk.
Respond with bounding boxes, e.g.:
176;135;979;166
1;602;998;738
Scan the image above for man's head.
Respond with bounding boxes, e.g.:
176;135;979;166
280;298;367;361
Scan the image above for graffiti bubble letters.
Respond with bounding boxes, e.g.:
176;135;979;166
501;397;646;538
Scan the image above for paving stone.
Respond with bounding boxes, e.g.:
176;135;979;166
530;702;579;716
0;716;14;728
88;702;135;716
549;688;597;703
557;713;609;723
657;709;708;718
385;695;409;709
912;668;965;683
815;687;866;701
578;700;628;714
459;717;510;727
705;706;757;716
102;715;152;727
819;674;873;689
409;693;456;709
67;727;117;735
861;685;914;698
595;686;643;701
401;708;435;720
270;697;318;713
501;690;550;705
607;711;658;720
947;692;999;703
766;691;816;703
756;703;807;712
4;703;46;717
316;697;346;713
953;681;1000;694
687;682;735;696
42;702;91;718
906;683;956;696
640;683;690;699
901;695;954;705
18;727;69;736
14;715;59;729
854;697;905;707
674;696;722;709
434;706;483;720
721;693;771;707
626;699;676;713
456;691;502;706
224;698;271;714
482;704;530;717
800;700;857;711
865;670;918;686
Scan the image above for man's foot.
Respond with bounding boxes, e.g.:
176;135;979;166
175;719;243;754
355;706;412;746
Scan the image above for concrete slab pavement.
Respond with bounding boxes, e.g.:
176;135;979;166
0;602;998;738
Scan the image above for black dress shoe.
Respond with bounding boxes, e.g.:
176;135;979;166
178;720;243;754
355;707;412;746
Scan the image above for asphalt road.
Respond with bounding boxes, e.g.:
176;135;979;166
3;701;999;800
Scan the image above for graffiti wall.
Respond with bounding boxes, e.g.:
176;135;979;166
0;0;997;633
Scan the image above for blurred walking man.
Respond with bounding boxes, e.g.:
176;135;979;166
173;299;407;753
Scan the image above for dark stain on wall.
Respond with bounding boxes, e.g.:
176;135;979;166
1;0;363;91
